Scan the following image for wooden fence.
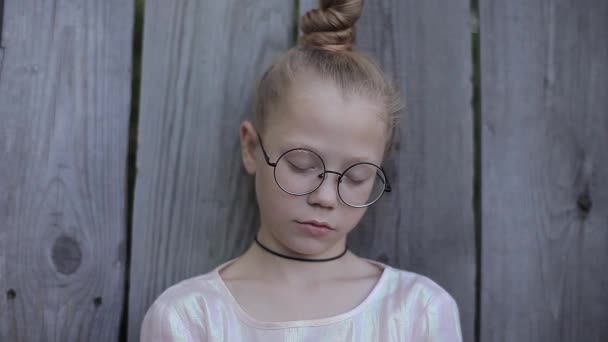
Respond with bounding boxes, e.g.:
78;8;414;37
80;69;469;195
0;0;606;341
0;0;133;340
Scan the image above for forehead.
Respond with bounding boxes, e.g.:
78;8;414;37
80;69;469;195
266;73;387;165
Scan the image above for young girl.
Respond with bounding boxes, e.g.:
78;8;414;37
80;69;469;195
141;1;462;340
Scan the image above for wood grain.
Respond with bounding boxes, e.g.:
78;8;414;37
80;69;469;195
127;1;295;340
0;0;133;340
300;1;476;341
480;1;608;341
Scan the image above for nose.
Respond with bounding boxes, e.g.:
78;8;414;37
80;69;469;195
307;171;341;208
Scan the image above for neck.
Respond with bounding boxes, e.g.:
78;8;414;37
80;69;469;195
241;228;355;286
254;234;348;262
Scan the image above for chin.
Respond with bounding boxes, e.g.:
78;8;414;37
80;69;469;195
286;235;341;255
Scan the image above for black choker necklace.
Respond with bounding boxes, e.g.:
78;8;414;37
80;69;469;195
254;235;348;262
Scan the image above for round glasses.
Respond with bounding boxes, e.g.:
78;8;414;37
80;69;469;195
257;134;391;208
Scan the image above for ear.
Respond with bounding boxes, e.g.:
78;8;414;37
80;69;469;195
239;120;258;175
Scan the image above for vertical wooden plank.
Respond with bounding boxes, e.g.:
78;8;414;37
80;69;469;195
0;0;4;80
127;1;295;341
0;0;133;341
0;0;4;47
0;0;4;89
480;1;608;341
299;1;476;341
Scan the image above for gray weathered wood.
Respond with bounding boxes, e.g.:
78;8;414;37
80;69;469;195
480;1;608;341
300;1;476;341
0;0;4;47
127;1;295;341
0;0;133;341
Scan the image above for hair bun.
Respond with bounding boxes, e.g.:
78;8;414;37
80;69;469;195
300;0;363;52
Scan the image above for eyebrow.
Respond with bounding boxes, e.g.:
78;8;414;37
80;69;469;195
280;141;379;166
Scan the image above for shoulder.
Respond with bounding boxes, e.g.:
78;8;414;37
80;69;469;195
387;266;458;309
140;268;229;340
150;270;223;309
385;267;462;341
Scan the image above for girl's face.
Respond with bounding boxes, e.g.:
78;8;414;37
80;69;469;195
240;73;388;257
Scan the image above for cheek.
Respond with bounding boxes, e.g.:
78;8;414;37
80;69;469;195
341;207;368;231
255;170;298;217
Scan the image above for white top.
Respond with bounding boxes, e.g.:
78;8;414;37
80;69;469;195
140;257;463;341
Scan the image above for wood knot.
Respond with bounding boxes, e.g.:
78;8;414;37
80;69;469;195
93;297;102;307
6;289;16;300
577;193;592;216
51;234;82;275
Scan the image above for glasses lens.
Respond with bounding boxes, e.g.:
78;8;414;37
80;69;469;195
274;149;324;194
339;163;386;207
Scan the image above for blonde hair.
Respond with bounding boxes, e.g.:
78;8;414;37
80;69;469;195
253;0;403;161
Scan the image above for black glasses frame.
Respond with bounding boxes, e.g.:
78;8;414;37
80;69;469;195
256;132;391;208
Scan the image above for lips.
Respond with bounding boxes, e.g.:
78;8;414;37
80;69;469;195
297;220;334;230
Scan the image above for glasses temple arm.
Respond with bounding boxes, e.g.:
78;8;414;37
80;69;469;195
380;168;392;192
256;133;276;167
